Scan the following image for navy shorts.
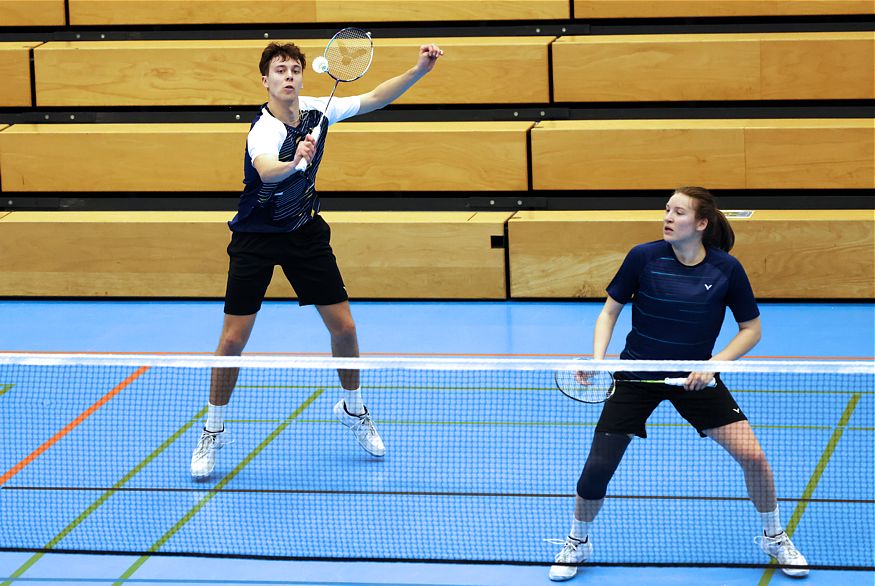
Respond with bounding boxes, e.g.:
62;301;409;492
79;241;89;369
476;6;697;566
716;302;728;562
223;215;348;315
595;374;747;438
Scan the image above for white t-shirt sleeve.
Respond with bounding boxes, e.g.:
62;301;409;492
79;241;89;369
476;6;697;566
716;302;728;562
247;114;286;161
325;96;361;125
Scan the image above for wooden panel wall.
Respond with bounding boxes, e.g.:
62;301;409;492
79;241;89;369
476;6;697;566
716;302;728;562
0;43;38;107
68;0;569;25
0;121;532;192
530;119;875;190
33;37;552;107
0;211;511;299
0;1;65;26
553;32;875;102
574;0;875;18
507;210;875;299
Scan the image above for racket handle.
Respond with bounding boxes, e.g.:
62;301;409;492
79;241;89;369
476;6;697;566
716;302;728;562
293;125;323;172
664;377;717;387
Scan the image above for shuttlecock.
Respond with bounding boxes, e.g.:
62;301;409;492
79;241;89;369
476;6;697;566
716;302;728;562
312;56;329;73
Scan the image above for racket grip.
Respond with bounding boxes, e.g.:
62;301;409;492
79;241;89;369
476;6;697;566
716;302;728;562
293;125;323;172
664;377;717;387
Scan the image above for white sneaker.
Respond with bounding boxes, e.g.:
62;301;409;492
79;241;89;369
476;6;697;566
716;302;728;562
190;427;230;479
334;399;385;457
549;536;592;581
755;531;809;577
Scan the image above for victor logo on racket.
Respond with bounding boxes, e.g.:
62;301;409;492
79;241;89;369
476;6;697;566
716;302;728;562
295;27;374;172
554;364;716;404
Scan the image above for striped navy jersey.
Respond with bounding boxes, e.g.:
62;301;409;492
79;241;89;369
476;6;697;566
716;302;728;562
229;95;360;233
607;240;759;361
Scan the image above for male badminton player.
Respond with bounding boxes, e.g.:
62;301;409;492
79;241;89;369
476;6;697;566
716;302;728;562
549;187;808;580
191;41;443;478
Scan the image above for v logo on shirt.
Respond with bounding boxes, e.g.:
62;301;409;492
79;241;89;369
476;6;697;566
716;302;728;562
704;284;713;290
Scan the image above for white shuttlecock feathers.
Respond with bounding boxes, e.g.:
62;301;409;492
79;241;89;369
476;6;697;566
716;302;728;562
312;56;329;73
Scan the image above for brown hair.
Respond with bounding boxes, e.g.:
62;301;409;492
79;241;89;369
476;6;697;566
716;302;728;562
259;42;306;76
674;186;735;252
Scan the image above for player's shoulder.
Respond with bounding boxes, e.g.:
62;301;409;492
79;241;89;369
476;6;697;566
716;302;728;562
704;246;746;276
706;246;741;266
629;240;670;258
250;105;283;132
299;95;327;113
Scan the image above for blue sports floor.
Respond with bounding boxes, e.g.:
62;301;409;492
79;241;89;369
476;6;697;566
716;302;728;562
0;299;873;586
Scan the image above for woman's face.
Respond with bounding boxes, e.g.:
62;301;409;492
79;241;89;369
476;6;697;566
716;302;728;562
663;192;707;244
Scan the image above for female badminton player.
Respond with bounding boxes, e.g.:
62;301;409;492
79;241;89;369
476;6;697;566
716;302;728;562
549;187;808;581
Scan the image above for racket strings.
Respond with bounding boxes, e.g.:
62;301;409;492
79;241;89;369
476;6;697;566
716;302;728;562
555;369;615;403
325;29;372;82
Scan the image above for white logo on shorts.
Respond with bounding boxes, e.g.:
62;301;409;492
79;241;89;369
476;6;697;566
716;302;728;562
733;408;740;413
705;284;713;290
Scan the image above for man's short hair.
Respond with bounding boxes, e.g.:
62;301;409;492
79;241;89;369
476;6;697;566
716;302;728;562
259;42;306;75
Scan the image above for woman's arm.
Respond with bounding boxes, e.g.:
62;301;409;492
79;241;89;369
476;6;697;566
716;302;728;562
712;316;762;362
593;296;624;360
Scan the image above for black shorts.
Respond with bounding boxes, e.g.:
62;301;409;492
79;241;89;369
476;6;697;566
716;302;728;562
223;215;348;315
595;374;747;438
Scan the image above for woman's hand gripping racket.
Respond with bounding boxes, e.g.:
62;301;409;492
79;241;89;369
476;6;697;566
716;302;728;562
295;27;374;172
554;361;717;404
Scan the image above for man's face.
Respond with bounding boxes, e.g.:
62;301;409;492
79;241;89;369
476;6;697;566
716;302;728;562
263;56;303;101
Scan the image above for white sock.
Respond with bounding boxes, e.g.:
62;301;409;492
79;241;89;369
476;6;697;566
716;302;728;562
344;387;364;415
570;518;590;542
760;506;784;537
205;403;226;433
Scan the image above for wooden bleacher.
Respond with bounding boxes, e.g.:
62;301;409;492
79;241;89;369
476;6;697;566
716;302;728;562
5;117;870;193
574;0;875;18
0;211;512;299
1;209;870;299
530;119;875;190
0;42;38;107
553;32;875;102
2;6;873;302
0;121;533;192
507;210;875;299
33;37;553;107
31;32;873;107
66;0;569;25
0;1;65;26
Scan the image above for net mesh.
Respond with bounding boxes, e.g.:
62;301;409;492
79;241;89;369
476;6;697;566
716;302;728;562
324;28;373;82
0;354;872;569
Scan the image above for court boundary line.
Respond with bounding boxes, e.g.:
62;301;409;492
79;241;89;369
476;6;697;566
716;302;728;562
0;550;871;571
0;366;149;487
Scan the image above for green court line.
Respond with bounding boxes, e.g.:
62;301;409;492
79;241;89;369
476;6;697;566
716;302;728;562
0;384;14;398
112;387;325;586
757;393;861;586
0;405;208;586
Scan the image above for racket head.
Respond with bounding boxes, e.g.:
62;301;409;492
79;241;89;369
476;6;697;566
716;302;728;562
554;368;615;404
323;27;374;82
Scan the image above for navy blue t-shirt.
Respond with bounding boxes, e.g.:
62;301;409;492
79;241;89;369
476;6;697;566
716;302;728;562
229;95;360;233
606;240;759;361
